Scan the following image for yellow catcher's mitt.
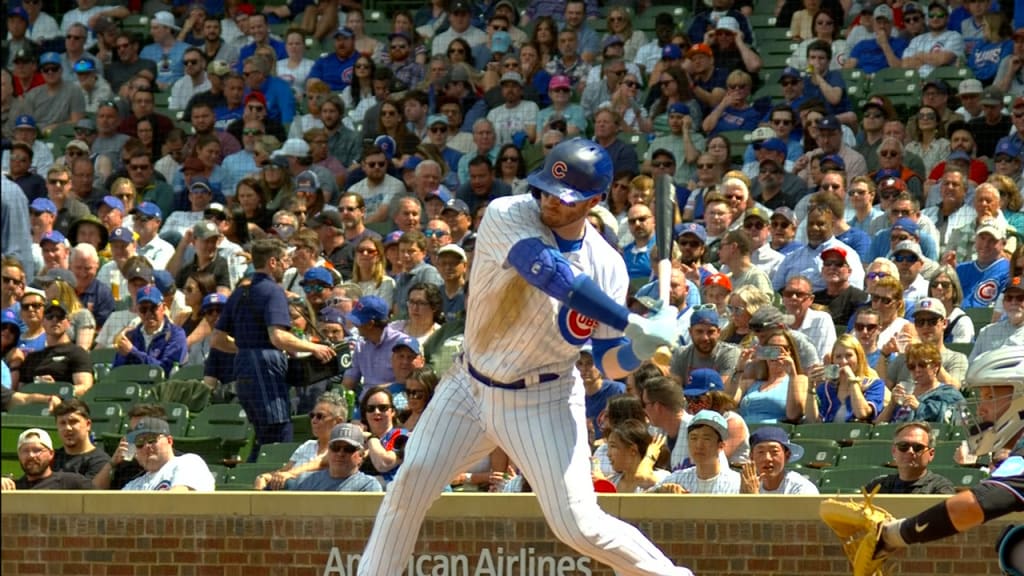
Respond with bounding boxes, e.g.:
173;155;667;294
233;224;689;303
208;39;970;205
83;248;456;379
819;486;893;576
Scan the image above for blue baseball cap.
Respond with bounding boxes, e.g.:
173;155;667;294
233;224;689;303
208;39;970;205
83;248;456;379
133;202;163;220
425;187;451;203
755;137;787;154
674;222;707;243
29;198;57;215
661;44;681;60
153;270;175;294
383;230;403;246
374;135;397;160
402;156;422;171
668;102;690;116
188;177;213;194
892;217;920;237
39;52;61;67
687;409;728;441
947;150;971;163
995;137;1023;160
749;426;804;463
817;115;841;131
15;115;36;129
100;195;125;212
109;227;134;244
392;335;422;356
690;307;719;328
345;295;390;326
318;307;345;325
200;293;227;312
40;230;66;245
136;286;164;306
8;6;28;20
442;198;471;216
334;26;355;39
1;308;21;333
820;154;845;170
301;266;335;287
779;66;801;81
686;368;724;396
73;58;96;74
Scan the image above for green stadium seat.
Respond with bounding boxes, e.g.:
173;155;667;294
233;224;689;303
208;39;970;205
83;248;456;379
6;404;54;417
258;442;301;467
91;347;117;366
791;466;822;486
176;404;251;463
931;466;986;489
837;441;895;468
818;467;889;494
755;28;791;43
618;132;648;161
291;413;312;440
158;402;192;436
121;14;149;32
222;463;278;490
2;458;21;478
964;307;993;332
932;441;965;465
1;414;63;462
791;438;840;468
170;364;206;382
88;401;125;437
925;66;974;83
105;364;165;386
792;422;874;446
748;14;778;28
19;381;75;399
207;464;228;487
83;380;146;404
151;379;211;413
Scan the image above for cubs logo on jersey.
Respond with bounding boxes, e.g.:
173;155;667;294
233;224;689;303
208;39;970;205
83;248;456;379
558;305;597;345
341;66;354;85
975;279;1000;306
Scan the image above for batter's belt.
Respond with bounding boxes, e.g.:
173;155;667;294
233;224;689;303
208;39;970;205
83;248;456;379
467;362;559;390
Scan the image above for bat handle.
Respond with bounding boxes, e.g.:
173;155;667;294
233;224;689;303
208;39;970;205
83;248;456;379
652;346;672;369
657;259;672;305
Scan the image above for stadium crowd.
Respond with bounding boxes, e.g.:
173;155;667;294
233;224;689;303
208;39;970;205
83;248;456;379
1;0;1023;494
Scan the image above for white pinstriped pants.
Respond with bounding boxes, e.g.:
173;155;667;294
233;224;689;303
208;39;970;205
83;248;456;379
356;364;693;576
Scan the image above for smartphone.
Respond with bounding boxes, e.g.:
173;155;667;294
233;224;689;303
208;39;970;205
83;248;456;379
824;364;841;380
756;346;782;360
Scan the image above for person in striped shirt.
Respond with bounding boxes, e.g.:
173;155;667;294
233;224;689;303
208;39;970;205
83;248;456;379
651;410;740;494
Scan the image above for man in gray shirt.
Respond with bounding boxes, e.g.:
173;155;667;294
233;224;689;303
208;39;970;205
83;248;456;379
285;424;382;492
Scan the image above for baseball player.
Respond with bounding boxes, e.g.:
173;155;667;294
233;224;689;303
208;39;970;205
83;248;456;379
357;139;690;576
874;347;1024;573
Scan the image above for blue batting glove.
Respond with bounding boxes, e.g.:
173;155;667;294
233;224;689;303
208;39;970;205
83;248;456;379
624;304;679;359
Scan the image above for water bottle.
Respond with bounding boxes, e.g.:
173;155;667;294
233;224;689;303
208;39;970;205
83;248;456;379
344;389;356;417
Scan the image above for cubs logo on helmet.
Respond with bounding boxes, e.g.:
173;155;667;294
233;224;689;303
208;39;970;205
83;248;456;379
558;306;597;345
551;161;568;179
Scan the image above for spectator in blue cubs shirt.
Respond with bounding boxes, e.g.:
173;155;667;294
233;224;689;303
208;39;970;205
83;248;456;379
579;343;625;441
845;5;908;74
702;70;761;136
112;286;187;376
309;27;359;92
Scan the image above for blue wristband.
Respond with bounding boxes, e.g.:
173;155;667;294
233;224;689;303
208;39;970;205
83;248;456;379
566;275;630;331
616;343;642;372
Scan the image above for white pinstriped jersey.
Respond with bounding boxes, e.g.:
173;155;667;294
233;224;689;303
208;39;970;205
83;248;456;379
464;195;627;383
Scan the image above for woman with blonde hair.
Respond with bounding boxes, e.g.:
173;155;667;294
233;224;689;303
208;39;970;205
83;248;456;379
987;174;1024;234
352;235;396;309
720;285;773;346
603;7;646;62
806;334;887;423
927;265;974;344
45;278;96;350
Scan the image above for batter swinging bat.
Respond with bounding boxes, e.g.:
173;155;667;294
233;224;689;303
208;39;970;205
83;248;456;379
652;174;675;368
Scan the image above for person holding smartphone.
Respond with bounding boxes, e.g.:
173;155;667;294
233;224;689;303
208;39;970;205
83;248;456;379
805;334;887;423
731;330;808;424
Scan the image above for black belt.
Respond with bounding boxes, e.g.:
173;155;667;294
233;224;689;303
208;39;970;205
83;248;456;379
467;363;558;390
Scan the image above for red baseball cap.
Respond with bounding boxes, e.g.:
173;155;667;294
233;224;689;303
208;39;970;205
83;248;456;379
820;247;847;261
245;91;267;107
703;273;732;291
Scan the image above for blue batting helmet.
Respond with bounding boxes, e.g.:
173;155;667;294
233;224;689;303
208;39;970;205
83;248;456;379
526;138;613;203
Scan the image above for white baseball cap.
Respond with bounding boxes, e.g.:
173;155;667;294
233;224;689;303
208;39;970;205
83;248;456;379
151;11;180;31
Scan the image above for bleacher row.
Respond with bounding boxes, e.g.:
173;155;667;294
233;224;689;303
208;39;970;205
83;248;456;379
1;347;991;493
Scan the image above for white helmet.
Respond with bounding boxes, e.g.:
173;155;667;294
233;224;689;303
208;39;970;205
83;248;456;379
960;347;1024;456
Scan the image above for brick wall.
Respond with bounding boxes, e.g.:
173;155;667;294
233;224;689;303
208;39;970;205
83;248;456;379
1;493;1016;576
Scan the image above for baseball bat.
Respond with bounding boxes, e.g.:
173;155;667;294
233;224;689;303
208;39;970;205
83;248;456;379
652;174;675;369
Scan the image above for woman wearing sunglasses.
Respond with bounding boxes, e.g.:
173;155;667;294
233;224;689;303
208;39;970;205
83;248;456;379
254;390;348;490
720;285;772;347
927;266;974;344
173;271;216;340
360;385;408;485
494;143;527;196
400;366;437;431
873;276;918;364
806;334;887;423
876;343;963;425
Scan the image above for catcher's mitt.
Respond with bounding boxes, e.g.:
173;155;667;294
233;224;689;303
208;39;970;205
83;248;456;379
819;486;894;576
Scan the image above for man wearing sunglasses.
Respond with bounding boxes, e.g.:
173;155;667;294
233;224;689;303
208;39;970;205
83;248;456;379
299;266;334;314
169;47;210;112
864;421;955;495
285;423;381;492
112;286;187;378
121;416;215;492
14;299;93;394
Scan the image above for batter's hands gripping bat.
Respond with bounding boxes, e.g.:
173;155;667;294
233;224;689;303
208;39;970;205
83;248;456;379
652;174;676;369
